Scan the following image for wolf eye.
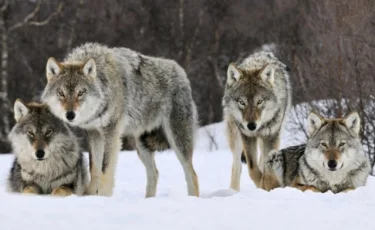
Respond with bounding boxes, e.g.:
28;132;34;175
27;130;34;137
257;99;264;105
77;90;86;97
339;142;346;147
58;91;65;97
45;128;53;136
320;142;328;148
238;99;246;106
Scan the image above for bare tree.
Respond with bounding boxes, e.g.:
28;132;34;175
0;0;62;142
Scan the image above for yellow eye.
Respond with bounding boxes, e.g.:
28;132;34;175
27;130;34;137
77;90;85;97
320;142;328;148
58;91;65;97
45;128;53;136
257;100;263;105
238;99;246;106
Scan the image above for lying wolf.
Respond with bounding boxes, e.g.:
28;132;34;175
249;111;371;193
7;100;88;196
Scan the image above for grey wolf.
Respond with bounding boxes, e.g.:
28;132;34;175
41;43;199;197
251;111;371;193
222;51;291;191
7;100;88;196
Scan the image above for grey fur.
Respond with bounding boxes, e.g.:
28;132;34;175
42;43;199;197
223;51;291;191
7;102;88;195
266;113;371;193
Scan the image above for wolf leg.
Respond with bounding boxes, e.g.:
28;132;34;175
293;182;321;193
242;135;263;188
226;121;243;191
135;139;159;198
51;186;73;196
86;129;105;195
98;122;123;196
163;111;199;197
259;135;280;172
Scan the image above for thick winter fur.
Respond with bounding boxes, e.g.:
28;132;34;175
252;112;371;193
42;43;199;197
223;51;291;191
7;101;88;196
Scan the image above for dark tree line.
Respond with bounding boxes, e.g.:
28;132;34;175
0;0;374;169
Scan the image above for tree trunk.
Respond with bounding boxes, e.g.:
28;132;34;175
0;13;10;138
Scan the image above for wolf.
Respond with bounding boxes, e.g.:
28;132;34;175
222;51;291;191
7;100;88;196
250;111;371;193
41;43;199;197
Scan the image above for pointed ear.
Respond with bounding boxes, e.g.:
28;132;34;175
82;58;96;79
307;111;324;136
227;63;242;86
344;111;360;134
14;99;29;122
260;64;275;86
46;57;61;82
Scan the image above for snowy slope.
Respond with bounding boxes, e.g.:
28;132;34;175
0;121;374;230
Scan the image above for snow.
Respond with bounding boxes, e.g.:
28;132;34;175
0;120;374;230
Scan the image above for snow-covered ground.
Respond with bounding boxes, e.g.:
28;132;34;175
0;121;374;230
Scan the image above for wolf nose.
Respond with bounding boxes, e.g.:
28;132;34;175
35;150;45;160
66;111;75;121
247;122;257;131
328;160;337;170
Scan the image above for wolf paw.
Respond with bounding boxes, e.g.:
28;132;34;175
51;186;73;197
22;186;39;195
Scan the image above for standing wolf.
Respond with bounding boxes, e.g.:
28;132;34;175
223;51;291;191
252;111;371;193
42;43;199;197
8;100;88;196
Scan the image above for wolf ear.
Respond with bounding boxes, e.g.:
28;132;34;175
344;111;360;134
46;57;61;81
83;58;97;79
260;64;275;87
307;111;324;136
14;99;29;122
227;63;242;86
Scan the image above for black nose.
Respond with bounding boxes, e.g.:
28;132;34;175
35;150;45;160
66;111;75;121
247;122;257;131
328;160;337;170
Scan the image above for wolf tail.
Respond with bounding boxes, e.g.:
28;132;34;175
242;149;285;191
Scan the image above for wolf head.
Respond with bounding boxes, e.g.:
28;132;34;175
305;111;363;172
9;100;77;162
41;57;104;125
223;62;279;133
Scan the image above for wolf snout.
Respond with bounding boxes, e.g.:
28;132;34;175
247;122;257;131
327;160;337;171
35;149;45;161
66;111;76;121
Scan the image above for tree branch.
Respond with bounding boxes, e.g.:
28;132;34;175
29;2;63;26
0;0;9;13
9;1;63;31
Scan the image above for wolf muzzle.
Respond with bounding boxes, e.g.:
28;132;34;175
35;149;45;161
66;111;76;121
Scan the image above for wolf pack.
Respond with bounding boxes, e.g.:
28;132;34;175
6;43;371;197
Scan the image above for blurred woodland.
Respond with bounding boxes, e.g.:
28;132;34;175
0;0;374;168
